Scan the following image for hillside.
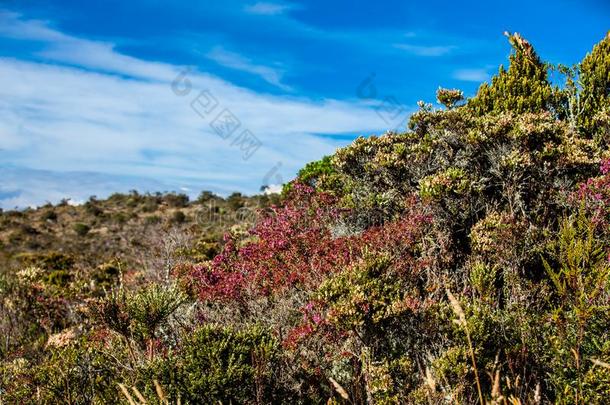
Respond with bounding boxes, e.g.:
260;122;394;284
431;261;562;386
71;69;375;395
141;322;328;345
2;32;610;404
0;191;277;276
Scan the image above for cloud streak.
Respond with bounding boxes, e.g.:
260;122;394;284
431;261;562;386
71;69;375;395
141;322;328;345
394;43;456;57
453;68;490;82
206;46;292;91
244;2;295;16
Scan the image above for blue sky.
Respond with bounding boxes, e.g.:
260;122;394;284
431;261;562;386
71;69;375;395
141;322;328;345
0;0;608;208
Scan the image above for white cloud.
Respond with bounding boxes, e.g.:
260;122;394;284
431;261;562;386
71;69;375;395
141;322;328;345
0;12;396;208
206;46;292;91
263;184;283;195
244;2;295;16
453;68;490;82
394;43;455;57
0;10;65;41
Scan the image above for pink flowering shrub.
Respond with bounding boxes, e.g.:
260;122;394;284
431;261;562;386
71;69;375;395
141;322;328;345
189;184;432;304
576;159;610;229
189;183;350;301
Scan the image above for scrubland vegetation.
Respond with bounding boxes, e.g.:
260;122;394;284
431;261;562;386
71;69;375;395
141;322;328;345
2;32;610;404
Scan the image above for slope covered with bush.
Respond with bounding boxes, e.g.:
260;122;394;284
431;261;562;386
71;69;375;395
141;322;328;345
2;32;610;404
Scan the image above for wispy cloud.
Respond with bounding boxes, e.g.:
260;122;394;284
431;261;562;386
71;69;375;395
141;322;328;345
0;12;393;208
206;46;292;91
453;68;490;82
244;2;295;16
0;10;174;82
394;43;455;57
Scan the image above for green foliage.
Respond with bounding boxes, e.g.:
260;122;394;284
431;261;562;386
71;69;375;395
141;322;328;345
196;190;217;203
133;325;278;403
469;33;553;115
16;251;75;271
163;192;189;208
95;284;186;344
419;167;471;199
0;338;124;404
283;155;343;197
177;325;276;403
34;340;124;404
578;31;610;138
126;284;186;340
170;210;186;224
72;222;90;236
297;155;338;187
436;87;465;109
144;214;161;225
227;192;245;210
186;235;221;262
317;255;402;331
542;212;610;403
91;261;121;290
41;209;57;221
45;269;73;287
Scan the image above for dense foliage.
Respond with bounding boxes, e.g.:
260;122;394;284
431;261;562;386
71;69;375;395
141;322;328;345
468;33;553;116
579;32;610;138
2;32;610;404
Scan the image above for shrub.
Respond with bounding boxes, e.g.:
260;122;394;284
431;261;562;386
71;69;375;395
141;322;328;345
126;284;186;342
41;209;57;221
578;31;610;138
2;338;124;404
163;192;189;208
144;215;161;225
436;87;464;109
541;213;610;403
170;210;186;224
196;190;217;204
226;192;245;210
94;285;186;352
6;29;610;405
17;251;73;269
72;222;90;237
469;32;553;115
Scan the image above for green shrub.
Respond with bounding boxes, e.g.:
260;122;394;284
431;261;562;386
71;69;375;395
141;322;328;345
144;215;161;225
227;192;245;210
436;87;464;109
94;284;186;347
163;192;189;208
170;210;186;224
578;31;610;138
72;222;90;237
126;284;186;341
125;325;278;404
541;213;610;403
92;261;121;290
469;33;553;115
30;339;125;404
196;190;217;204
16;251;75;271
177;325;276;403
285;155;342;195
41;209;57;221
45;269;73;287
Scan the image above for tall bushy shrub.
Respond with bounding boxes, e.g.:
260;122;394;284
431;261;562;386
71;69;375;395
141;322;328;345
469;33;553;115
579;31;610;138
